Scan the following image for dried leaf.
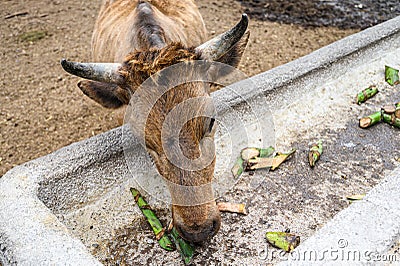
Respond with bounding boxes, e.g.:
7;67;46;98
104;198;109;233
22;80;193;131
248;149;295;170
217;202;247;215
346;194;365;203
231;156;244;178
232;147;275;178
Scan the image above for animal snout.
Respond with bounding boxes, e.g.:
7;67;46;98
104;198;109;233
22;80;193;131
172;203;221;243
174;216;221;243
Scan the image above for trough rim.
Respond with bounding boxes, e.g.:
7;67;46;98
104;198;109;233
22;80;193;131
0;15;400;265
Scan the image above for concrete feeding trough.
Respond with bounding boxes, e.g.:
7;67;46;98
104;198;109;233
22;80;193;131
1;16;400;265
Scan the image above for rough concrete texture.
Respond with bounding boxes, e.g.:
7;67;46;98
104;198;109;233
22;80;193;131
278;169;400;266
0;167;102;265
1;16;400;265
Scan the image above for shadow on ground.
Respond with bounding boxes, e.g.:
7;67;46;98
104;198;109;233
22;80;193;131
237;0;400;29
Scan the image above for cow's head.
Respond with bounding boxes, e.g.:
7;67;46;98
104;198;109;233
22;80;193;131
61;15;249;243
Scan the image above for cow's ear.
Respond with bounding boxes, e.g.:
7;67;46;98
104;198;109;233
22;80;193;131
215;31;250;68
77;80;131;109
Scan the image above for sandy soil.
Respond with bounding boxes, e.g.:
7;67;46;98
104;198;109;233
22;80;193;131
0;0;356;176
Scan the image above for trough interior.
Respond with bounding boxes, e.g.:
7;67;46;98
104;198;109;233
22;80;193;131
33;30;400;264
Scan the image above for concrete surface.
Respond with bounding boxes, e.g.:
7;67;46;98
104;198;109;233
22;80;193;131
1;15;400;265
278;169;400;265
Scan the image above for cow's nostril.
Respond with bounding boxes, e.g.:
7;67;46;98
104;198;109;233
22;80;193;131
211;218;220;235
212;219;218;231
174;223;184;236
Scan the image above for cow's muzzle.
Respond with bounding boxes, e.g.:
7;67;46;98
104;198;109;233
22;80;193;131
172;203;221;243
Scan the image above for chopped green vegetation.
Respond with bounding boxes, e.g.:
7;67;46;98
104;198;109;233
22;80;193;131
385;65;399;86
266;231;300;252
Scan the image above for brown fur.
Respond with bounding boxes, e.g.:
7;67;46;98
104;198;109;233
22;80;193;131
115;43;220;242
92;0;206;62
118;44;211;177
72;0;249;243
121;43;201;88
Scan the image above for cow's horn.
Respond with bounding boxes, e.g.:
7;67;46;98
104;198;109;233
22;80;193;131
60;59;124;84
196;14;248;60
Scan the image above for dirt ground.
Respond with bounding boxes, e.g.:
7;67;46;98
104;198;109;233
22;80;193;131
0;0;357;177
238;0;400;29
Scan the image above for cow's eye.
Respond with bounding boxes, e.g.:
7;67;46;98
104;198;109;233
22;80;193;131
208;118;215;133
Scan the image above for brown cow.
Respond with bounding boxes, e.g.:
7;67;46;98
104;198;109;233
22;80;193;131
61;0;249;243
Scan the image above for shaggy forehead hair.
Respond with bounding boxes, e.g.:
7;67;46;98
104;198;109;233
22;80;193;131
120;43;202;87
120;43;212;156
